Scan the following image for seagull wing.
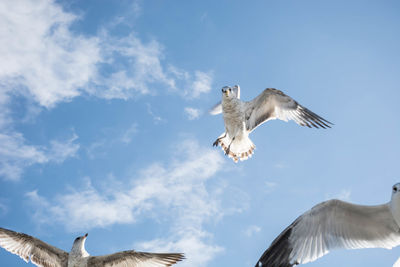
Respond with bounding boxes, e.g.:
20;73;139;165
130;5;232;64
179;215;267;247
232;85;240;99
0;227;68;267
256;200;400;267
88;250;185;267
244;88;332;132
209;102;222;115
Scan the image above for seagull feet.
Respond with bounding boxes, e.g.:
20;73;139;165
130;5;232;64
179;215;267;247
213;139;220;147
225;146;231;156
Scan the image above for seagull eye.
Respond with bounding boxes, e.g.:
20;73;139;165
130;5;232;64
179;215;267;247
394;187;397;192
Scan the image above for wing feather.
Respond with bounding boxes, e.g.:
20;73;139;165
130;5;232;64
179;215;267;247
244;88;332;132
209;102;222;115
0;227;68;267
88;250;185;267
256;200;400;267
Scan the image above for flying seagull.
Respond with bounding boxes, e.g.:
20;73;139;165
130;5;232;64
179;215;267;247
255;183;400;267
0;227;184;267
210;85;332;162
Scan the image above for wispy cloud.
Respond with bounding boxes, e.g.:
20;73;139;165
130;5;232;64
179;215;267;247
264;181;278;194
91;33;176;99
168;67;213;99
185;71;213;99
274;162;287;169
0;0;100;108
85;140;107;160
120;123;138;144
137;232;223;267
48;134;80;163
0;0;213;180
184;107;201;120
1;0;212;105
243;225;261;237
146;103;165;124
0;0;214;107
27;139;241;266
0;132;80;181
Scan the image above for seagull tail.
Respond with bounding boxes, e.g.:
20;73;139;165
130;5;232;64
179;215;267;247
213;133;255;162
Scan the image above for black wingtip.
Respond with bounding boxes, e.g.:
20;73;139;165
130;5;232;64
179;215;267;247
255;222;298;267
298;106;333;129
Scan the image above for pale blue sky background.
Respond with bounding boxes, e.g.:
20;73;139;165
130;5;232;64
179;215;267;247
1;0;400;266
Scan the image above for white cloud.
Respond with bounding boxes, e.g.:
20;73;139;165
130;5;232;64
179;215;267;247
187;71;213;99
0;132;79;181
0;0;101;108
169;67;213;99
120;123;138;144
48;133;80;163
184;107;201;120
91;33;176;99
243;225;261;237
85;140;106;160
0;0;213;180
27;139;241;266
146;103;165;124
0;0;213;106
137;231;223;267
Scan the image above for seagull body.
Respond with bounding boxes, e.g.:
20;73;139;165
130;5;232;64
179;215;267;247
0;228;184;267
210;85;332;162
255;183;400;267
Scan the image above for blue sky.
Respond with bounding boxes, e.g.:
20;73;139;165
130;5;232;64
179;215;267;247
1;0;400;266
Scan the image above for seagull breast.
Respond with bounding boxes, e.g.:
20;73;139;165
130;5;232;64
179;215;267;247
222;96;245;136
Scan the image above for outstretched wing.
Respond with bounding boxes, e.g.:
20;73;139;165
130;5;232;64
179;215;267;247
244;88;332;132
0;227;68;267
209;102;222;115
232;85;240;99
88;250;185;267
255;200;400;267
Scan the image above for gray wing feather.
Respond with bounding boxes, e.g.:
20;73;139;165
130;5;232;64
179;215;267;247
209;102;222;115
256;200;400;267
0;227;68;267
232;85;240;99
88;250;185;267
244;88;332;132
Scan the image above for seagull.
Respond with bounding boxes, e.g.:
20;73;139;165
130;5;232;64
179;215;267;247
0;227;184;267
210;85;332;162
255;183;400;267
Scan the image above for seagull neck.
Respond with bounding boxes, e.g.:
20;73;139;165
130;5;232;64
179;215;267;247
222;97;240;111
71;240;90;258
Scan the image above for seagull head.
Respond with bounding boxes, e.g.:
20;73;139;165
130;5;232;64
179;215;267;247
71;233;89;256
392;183;400;197
221;86;232;98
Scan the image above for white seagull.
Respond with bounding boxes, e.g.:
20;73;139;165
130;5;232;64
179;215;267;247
255;183;400;267
210;85;332;162
0;228;184;267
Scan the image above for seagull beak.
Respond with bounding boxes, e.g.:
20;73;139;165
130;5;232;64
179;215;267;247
84;233;88;239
